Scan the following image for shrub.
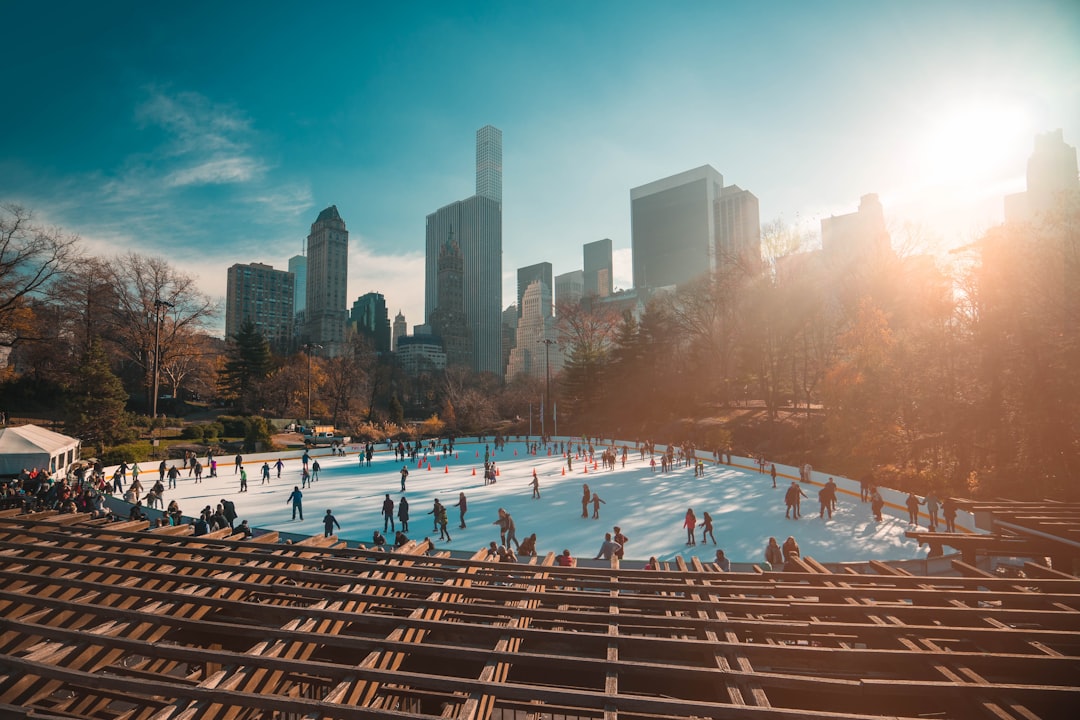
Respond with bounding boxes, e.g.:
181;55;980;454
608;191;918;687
219;416;247;437
101;442;153;465
181;425;204;440
204;422;224;440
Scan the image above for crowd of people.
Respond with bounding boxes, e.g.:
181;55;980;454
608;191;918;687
0;431;958;573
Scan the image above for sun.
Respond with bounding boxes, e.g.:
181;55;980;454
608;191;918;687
919;100;1032;188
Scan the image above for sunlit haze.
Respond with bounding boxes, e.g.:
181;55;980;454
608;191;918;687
2;1;1077;334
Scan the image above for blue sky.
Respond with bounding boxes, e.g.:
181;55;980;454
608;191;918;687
3;1;1078;335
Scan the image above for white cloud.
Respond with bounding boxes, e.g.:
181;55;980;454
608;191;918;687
166;156;265;187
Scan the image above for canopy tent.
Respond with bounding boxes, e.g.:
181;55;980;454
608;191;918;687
0;424;81;477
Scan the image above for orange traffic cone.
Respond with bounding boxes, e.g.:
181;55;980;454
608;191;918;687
514;449;517;456
444;465;449;474
476;450;480;458
584;465;588;474
472;467;476;476
561;467;565;476
496;467;500;476
455;453;458;459
427;462;431;471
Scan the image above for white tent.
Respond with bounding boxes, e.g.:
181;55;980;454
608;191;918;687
0;424;81;477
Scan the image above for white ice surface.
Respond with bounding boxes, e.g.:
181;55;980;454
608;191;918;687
149;440;938;565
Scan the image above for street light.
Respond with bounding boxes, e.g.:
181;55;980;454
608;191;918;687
538;337;557;437
151;298;174;420
302;343;323;423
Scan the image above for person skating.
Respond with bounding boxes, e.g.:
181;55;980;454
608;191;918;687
581;484;590;518
453;492;467;528
613;526;629;559
591;492;605;519
261;462;270;484
905;492;920;525
871;489;884;521
683;508;697;546
286;486;303;521
437;503;452;542
770;463;777;488
943;498;958;533
323;509;340;537
239;467;248;492
818;485;833;520
311;459;320;482
382;494;395;533
400;464;409;492
530;469;540;499
428;499;444;532
398;496;410;532
785;481;807;519
274;458;284;478
699;511;716;544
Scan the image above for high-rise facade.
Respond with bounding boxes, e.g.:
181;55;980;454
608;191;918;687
517;262;553;319
820;193;891;263
716;185;762;274
225;262;295;353
1005;129;1080;223
631;165;761;288
425;127;503;376
554;270;584;309
350;292;391;354
288;255;307;314
304;205;349;354
392;310;407;352
505;279;562;380
428;230;472;368
476;125;502;203
583;239;613;298
631;165;725;289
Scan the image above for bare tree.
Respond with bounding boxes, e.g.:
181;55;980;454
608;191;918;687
0;204;80;344
106;252;218;410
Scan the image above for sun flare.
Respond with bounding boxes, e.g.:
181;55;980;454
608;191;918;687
919;100;1031;187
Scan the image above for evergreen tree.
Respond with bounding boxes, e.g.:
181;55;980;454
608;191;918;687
388;393;405;426
218;321;272;413
67;337;130;453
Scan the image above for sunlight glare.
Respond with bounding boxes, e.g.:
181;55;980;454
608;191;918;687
920;101;1031;187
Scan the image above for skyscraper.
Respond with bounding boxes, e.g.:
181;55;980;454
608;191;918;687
1005;129;1080;223
425;127;503;376
583;239;613;298
476;125;502;203
225;262;295;353
506;279;561;381
820;193;891;263
716;185;762;274
392;310;407;352
554;270;584;309
517;262;553;319
350;292;391;354
304;205;349;354
631;165;725;289
288;254;307;314
428;229;472;369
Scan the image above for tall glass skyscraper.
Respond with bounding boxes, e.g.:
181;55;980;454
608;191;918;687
583;238;613;298
426;127;503;377
476;125;502;203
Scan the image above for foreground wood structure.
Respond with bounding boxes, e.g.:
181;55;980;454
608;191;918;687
0;511;1077;720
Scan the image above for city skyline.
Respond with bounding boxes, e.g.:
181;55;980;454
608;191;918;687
1;2;1077;336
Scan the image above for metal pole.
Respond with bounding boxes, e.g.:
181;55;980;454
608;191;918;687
151;299;173;419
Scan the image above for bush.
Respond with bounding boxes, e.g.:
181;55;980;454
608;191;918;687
204;422;224;440
219;416;247;437
101;442;153;465
181;425;204;440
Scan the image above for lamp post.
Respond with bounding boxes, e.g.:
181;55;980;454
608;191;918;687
302;343;323;424
538;337;557;437
151;298;174;420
